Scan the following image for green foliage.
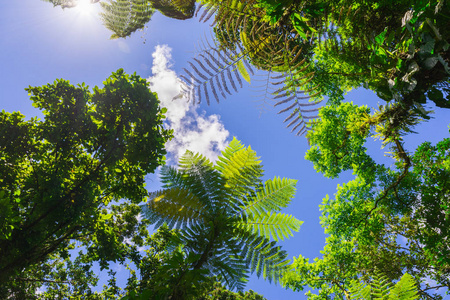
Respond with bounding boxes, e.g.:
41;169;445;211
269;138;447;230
43;0;450;136
305;102;373;178
198;280;267;299
0;69;171;285
100;0;155;39
349;273;419;300
141;137;301;298
178;0;322;135
2;222;266;299
284;102;450;299
149;0;196;20
185;0;449;135
42;0;196;39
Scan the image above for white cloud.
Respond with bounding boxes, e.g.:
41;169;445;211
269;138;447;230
147;45;230;163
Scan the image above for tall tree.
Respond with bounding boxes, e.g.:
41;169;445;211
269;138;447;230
140;138;302;299
177;0;449;136
4;225;268;299
0;69;171;284
282;102;450;299
41;0;450;134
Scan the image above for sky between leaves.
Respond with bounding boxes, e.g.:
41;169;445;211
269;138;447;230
1;1;449;299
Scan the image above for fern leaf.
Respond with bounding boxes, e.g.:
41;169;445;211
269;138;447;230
209;79;220;103
200;53;221;73
286;115;301;129
196;85;202;104
227;68;238;92
146;187;208;228
233;67;243;88
388;273;419;300
193;57;215;77
274;95;296;106
177;150;228;209
182;68;202;84
349;278;372;300
290;120;306;133
237;60;251;83
220;71;232;95
203;82;210;105
278;102;298;115
216;137;263;201
215;75;227;99
236;211;303;241
295;124;308;136
240;177;297;217
188;62;209;81
199;4;217;23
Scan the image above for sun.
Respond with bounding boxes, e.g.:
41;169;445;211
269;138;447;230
73;0;95;16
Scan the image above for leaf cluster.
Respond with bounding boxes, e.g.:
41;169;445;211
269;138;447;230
284;102;450;299
0;69;171;284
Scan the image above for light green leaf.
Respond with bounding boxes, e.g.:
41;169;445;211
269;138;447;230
237;60;251;84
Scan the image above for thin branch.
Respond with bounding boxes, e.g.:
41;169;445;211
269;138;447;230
16;277;72;285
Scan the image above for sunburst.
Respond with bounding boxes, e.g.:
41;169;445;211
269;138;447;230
73;0;95;16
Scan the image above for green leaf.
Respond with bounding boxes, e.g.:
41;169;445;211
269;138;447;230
102;214;113;220
237;60;251;84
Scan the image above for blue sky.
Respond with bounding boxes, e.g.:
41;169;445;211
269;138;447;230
1;1;449;299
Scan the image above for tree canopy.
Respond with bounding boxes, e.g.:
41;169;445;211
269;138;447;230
175;0;449;137
5;0;450;299
282;103;450;299
0;69;171;285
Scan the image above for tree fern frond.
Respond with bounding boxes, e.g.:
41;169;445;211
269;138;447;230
196;2;218;23
150;0;196;20
240;177;297;218
240;232;290;283
349;278;372;300
278;102;298;115
388;273;419;300
349;273;419;300
182;68;203;84
145;187;208;228
236;211;303;241
215;137;263;204
100;0;154;39
177;150;228;209
209;79;220;103
143;139;300;293
371;273;391;299
159;165;185;189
